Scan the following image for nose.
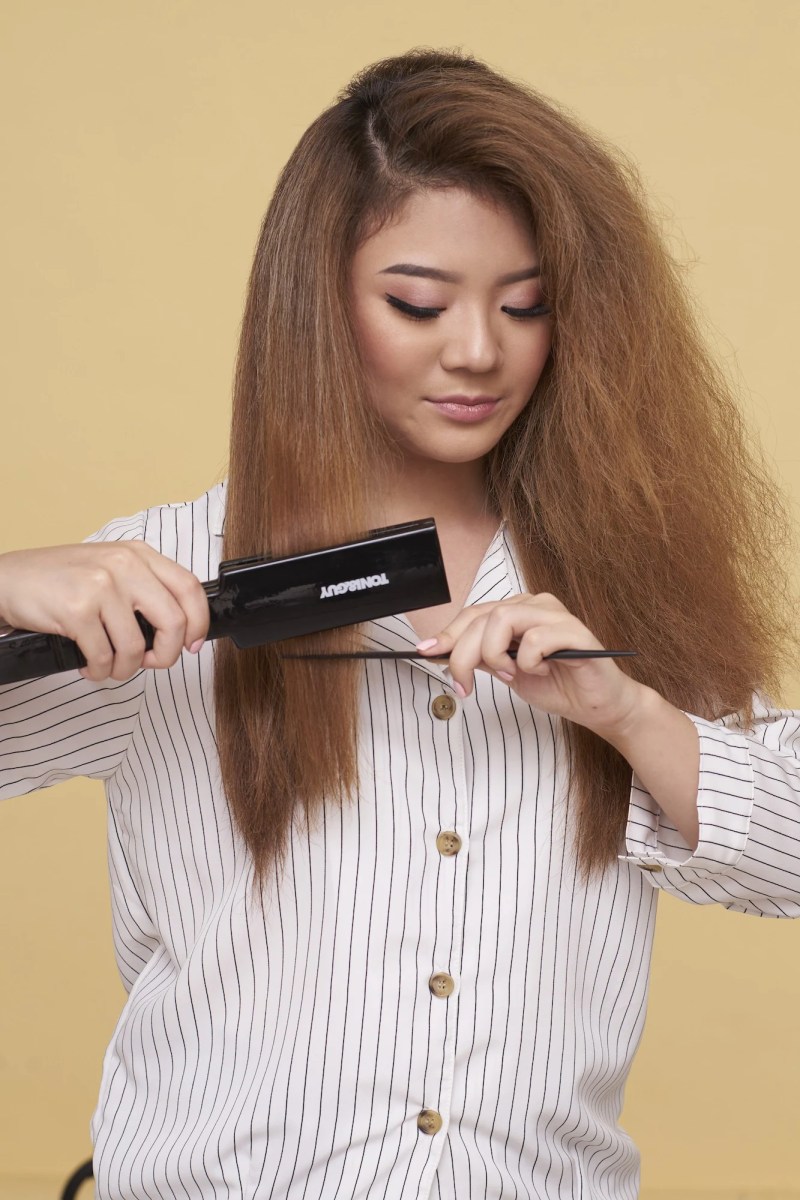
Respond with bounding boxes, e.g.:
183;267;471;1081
439;307;502;375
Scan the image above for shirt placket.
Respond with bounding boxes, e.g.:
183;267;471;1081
414;670;470;1179
361;614;470;1180
362;528;510;1191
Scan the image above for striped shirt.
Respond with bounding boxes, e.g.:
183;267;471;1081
2;481;799;1200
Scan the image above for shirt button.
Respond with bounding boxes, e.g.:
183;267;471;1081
640;862;663;872
431;694;457;720
429;972;455;998
436;830;462;857
417;1109;443;1135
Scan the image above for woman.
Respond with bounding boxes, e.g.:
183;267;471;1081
1;49;798;1199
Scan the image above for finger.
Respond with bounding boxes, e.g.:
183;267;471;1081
478;608;530;678
95;596;150;680
424;592;572;653
445;615;491;696
415;599;522;655
71;616;118;682
127;586;190;670
129;544;210;650
514;622;604;675
56;578;119;681
475;603;576;673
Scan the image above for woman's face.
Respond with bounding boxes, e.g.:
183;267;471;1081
350;187;553;466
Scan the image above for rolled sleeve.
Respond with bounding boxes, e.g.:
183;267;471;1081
624;714;754;871
621;695;800;917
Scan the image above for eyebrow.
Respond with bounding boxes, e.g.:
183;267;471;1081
378;263;541;285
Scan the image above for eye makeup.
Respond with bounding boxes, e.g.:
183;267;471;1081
501;303;551;318
385;294;443;320
385;294;551;321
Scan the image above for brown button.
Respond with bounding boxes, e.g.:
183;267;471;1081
429;972;455;998
417;1108;443;1135
640;862;663;872
431;694;457;720
436;830;462;857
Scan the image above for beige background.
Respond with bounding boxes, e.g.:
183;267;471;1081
1;1;799;1195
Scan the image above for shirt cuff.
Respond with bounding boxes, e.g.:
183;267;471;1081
621;711;755;873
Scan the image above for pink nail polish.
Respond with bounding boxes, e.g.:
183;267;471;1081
497;670;515;683
189;639;205;654
453;681;466;699
416;638;439;651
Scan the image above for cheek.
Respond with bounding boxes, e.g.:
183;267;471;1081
517;327;552;388
358;315;431;388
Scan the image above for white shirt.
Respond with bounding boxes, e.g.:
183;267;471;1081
2;482;799;1200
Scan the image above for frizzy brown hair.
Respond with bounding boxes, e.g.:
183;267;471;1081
215;48;796;880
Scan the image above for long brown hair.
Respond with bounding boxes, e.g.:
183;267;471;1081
215;49;796;879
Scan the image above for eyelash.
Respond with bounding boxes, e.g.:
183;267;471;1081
385;294;551;321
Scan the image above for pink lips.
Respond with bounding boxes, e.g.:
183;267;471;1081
427;395;500;422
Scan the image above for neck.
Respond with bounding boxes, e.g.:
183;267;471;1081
372;453;498;531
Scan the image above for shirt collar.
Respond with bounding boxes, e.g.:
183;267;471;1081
210;480;226;536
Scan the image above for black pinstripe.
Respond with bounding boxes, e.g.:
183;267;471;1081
2;482;800;1199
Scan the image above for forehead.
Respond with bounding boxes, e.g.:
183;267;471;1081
353;187;538;272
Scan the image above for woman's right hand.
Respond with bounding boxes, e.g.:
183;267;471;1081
0;541;210;682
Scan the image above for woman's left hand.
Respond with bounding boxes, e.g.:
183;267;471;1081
419;593;644;740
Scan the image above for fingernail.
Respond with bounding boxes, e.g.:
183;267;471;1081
416;638;439;652
189;639;204;654
497;670;515;683
453;681;466;699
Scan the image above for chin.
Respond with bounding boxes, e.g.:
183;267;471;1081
409;439;498;465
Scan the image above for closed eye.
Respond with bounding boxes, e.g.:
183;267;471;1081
385;295;443;320
501;303;551;319
386;294;551;322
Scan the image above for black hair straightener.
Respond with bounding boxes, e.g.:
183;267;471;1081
0;519;450;685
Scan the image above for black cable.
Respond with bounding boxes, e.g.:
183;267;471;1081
61;1159;93;1200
